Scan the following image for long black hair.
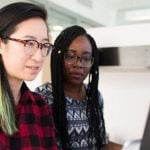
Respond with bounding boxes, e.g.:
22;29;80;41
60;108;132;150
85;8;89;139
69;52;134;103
0;2;47;135
51;25;106;149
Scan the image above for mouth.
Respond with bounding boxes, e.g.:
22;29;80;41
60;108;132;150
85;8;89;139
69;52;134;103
26;66;41;73
70;72;84;79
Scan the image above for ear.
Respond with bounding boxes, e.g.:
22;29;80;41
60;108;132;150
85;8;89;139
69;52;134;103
0;38;5;54
0;38;2;54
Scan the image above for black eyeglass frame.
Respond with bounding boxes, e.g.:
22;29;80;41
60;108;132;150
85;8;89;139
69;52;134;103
64;53;94;67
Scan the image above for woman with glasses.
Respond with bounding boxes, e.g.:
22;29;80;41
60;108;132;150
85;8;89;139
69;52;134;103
0;2;57;149
36;25;123;150
36;25;110;150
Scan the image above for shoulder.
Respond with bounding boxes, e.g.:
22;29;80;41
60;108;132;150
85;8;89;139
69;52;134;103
84;83;104;108
35;82;52;92
29;91;48;106
26;90;52;111
34;82;53;105
27;91;55;128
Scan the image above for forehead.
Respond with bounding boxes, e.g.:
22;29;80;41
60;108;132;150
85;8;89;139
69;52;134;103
11;18;48;40
68;35;92;54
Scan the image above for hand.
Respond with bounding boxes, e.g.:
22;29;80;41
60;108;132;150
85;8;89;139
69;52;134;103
102;141;123;150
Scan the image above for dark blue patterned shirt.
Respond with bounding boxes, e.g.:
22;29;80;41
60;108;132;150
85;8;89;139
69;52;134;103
35;82;107;150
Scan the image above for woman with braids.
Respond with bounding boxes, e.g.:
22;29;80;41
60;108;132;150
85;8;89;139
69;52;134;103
36;25;122;150
0;2;57;149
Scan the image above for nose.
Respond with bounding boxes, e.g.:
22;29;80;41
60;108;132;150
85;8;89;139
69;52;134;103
31;48;44;62
38;43;43;50
74;57;83;67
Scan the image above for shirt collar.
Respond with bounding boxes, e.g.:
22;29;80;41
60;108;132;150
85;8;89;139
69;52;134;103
20;82;36;104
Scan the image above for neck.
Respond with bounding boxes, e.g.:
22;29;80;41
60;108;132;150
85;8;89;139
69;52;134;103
64;83;86;101
9;79;23;105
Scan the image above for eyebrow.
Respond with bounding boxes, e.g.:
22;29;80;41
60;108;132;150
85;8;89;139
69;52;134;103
68;49;92;54
23;35;49;42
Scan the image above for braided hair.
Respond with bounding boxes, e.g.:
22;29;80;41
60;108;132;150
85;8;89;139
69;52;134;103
51;25;106;149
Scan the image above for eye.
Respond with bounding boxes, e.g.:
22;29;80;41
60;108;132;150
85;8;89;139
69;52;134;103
64;53;76;61
67;54;76;59
26;40;36;47
42;43;49;49
82;56;92;61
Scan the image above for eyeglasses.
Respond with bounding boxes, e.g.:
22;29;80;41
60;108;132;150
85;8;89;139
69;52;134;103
3;37;54;57
64;53;94;67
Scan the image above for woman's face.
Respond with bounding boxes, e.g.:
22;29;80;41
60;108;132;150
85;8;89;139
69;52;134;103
0;18;49;83
63;35;93;85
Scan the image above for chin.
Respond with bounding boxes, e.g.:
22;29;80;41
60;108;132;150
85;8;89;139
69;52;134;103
72;80;83;85
24;76;38;81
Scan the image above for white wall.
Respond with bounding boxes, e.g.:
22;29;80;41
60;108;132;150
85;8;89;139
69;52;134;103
48;0;116;26
99;67;150;144
87;24;150;144
87;23;150;47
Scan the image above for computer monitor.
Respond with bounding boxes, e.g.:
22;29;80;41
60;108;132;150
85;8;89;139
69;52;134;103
140;108;150;150
122;108;150;150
